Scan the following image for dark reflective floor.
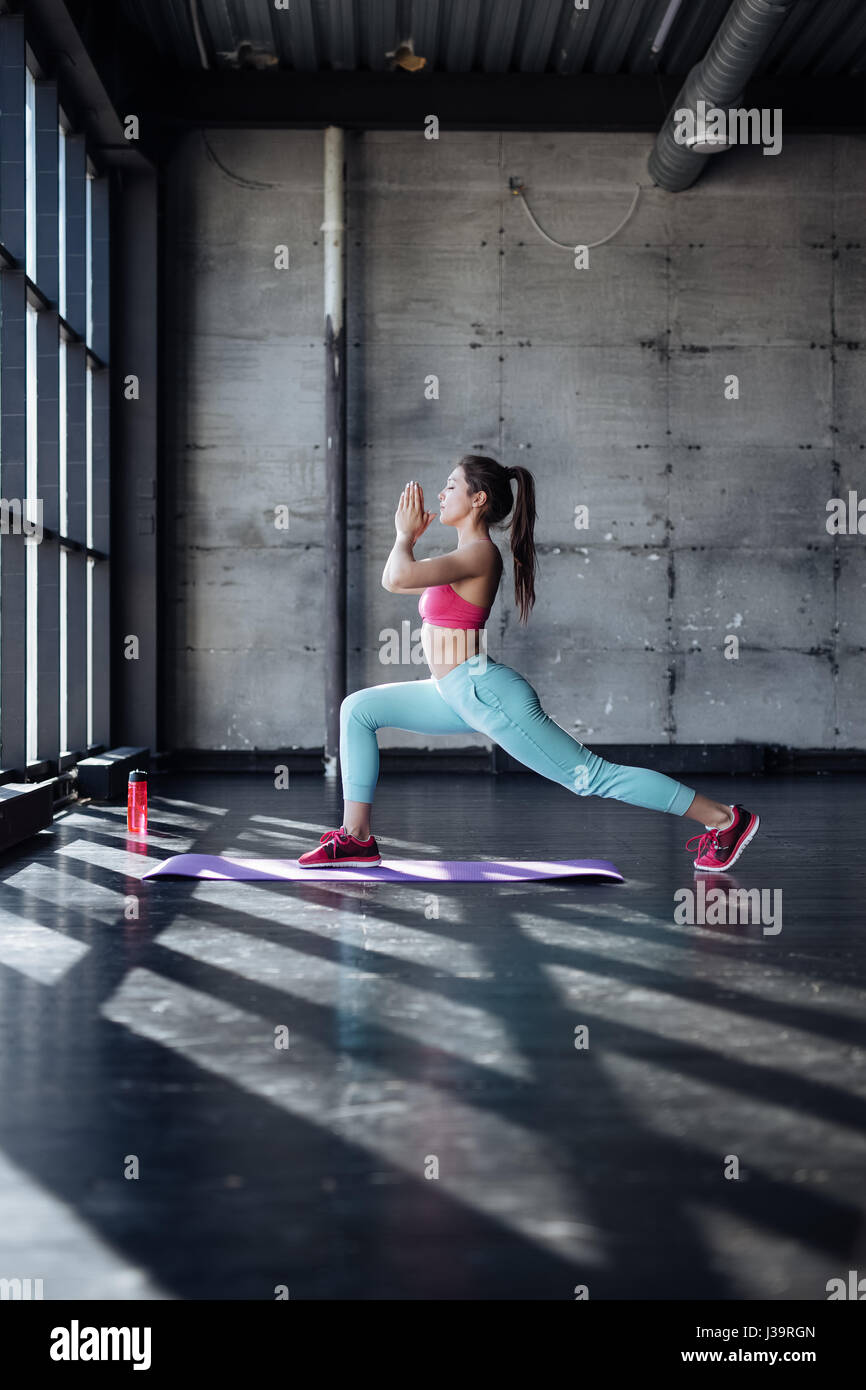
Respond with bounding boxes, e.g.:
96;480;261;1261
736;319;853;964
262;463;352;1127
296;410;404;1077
0;770;864;1300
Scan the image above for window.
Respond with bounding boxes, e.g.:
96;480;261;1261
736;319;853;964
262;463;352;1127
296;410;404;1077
85;169;93;350
25;303;38;764
24;66;36;280
58;121;67;319
0;33;110;779
59;339;68;756
86;363;93;747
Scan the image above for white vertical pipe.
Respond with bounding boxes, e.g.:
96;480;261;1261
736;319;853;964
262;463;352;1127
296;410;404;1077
321;126;347;778
322;125;345;340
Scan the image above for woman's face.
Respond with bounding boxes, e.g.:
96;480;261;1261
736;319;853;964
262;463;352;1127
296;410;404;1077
438;467;477;526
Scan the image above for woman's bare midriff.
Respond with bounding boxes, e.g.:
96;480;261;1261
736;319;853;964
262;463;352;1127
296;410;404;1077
421;622;488;680
422;552;502;679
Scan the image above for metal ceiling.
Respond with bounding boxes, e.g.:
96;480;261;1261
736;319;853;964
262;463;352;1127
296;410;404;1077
120;0;866;77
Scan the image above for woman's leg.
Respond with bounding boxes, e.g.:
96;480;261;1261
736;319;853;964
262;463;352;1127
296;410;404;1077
683;794;736;829
340;679;477;837
436;661;702;818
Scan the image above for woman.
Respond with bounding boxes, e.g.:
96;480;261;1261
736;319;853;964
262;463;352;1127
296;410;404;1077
298;454;760;872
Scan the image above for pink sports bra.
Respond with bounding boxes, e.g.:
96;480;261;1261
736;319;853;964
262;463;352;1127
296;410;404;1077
418;583;491;630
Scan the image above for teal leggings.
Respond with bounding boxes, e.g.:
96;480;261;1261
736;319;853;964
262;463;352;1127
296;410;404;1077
340;657;697;817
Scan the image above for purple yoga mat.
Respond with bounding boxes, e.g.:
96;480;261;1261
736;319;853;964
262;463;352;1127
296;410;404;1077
141;854;623;883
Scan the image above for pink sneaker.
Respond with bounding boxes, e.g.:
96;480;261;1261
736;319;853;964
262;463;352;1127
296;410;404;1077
685;804;760;872
298;826;382;868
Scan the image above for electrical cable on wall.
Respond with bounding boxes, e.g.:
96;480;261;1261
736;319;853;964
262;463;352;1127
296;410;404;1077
509;179;643;249
188;0;210;70
201;131;276;190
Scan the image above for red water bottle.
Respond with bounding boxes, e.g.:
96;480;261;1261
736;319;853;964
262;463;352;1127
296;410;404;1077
127;770;148;834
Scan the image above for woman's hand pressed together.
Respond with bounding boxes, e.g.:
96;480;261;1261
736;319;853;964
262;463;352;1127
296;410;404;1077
395;481;436;542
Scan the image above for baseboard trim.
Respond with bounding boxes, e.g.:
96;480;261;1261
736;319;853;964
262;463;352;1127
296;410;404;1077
160;746;866;776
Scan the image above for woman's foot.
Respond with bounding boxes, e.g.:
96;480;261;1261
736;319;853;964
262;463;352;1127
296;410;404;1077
685;804;760;872
298;826;382;868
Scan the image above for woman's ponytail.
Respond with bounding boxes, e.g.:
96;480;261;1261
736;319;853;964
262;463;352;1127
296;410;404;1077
506;465;536;625
458;454;537;625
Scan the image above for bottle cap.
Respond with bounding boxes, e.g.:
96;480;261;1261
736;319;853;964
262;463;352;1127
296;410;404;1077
128;770;148;782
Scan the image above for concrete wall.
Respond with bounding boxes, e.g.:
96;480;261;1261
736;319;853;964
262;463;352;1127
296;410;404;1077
163;128;866;753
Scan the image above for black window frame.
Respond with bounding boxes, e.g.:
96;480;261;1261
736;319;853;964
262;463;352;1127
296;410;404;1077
0;14;110;784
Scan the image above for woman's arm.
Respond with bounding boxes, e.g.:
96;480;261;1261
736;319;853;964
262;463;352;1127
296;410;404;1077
381;535;415;591
382;539;491;592
382;536;426;592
